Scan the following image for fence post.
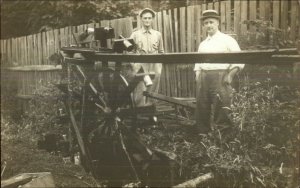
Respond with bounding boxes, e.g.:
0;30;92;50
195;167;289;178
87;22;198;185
293;40;300;87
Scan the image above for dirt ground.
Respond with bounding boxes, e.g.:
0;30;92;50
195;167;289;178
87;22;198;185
1;120;104;187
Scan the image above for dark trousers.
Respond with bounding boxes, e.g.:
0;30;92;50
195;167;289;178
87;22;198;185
195;70;233;132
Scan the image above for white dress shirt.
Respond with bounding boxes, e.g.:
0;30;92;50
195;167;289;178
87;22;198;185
194;31;244;71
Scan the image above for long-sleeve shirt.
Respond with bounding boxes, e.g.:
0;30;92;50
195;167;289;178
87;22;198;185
194;31;244;71
130;27;164;54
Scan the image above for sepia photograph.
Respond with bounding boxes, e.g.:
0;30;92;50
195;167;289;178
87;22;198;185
1;0;299;187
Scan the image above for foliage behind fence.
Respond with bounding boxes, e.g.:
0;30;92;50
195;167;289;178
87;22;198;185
1;0;299;98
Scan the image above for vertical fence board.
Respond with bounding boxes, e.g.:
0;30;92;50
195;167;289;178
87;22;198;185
207;2;213;10
290;0;299;40
259;0;266;19
174;8;179;53
240;0;248;34
1;40;4;63
1;40;6;64
226;0;232;32
35;34;40;65
273;0;280;28
220;1;226;32
234;0;241;35
11;38;16;65
180;7;186;52
53;29;59;53
179;7;187;97
48;30;55;59
201;3;207;40
187;6;194;52
26;36;32;65
174;7;181;96
280;0;288;40
195;5;202;47
249;0;256;32
163;11;172;96
37;33;43;65
214;1;220;13
19;37;25;66
59;28;66;48
168;9;175;53
16;38;21;65
42;32;47;65
23;37;28;65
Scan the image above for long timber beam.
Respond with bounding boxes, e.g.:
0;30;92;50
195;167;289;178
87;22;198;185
61;47;300;65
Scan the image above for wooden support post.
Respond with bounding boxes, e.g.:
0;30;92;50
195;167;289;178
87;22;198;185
293;40;300;87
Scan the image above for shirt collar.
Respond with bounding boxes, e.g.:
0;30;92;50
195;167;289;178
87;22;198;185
206;30;221;40
141;27;153;34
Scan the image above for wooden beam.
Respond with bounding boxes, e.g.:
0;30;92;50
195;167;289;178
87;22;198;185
172;172;213;188
143;91;196;109
61;47;299;64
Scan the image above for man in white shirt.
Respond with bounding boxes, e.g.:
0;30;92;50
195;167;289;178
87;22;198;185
130;8;164;107
194;10;244;133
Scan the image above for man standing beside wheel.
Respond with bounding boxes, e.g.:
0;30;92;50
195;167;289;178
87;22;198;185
194;10;244;133
130;8;164;107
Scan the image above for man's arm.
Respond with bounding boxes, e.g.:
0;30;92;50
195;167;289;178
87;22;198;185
224;36;243;84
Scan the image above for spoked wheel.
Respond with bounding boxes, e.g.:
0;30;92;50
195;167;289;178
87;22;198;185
60;49;177;187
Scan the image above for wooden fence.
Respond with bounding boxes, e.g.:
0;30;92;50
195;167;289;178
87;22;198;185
1;0;299;98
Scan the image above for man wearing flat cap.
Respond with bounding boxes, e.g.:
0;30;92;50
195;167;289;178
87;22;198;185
194;10;244;133
130;8;164;107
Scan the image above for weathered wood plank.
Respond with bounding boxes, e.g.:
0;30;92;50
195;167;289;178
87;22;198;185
1;40;7;64
272;0;280;28
195;5;201;48
5;65;62;71
290;0;299;41
144;91;195;109
180;7;186;52
201;3;207;40
187;6;193;52
37;33;43;65
11;38;16;65
207;2;213;10
89;51;292;64
225;0;232;32
42;32;47;65
53;29;60;53
20;37;25;66
240;0;248;35
163;10;171;96
16;38;21;66
280;0;288;40
249;0;256;32
172;172;213;188
234;0;241;35
174;8;179;52
26;35;32;65
214;1;219;13
168;9;174;53
179;6;187;97
220;1;226;32
48;30;55;60
259;0;266;20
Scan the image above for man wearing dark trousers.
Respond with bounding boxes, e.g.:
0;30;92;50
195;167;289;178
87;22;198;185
194;10;244;133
